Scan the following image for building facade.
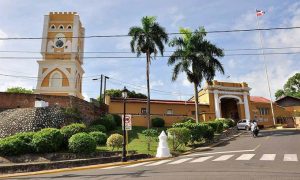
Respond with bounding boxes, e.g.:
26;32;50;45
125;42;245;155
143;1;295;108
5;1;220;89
107;80;293;127
35;12;85;99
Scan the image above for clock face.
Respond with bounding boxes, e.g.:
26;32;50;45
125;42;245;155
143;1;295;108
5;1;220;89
55;39;64;48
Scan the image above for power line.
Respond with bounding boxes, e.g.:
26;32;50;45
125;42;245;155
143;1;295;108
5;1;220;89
1;26;300;40
2;46;300;54
1;51;300;60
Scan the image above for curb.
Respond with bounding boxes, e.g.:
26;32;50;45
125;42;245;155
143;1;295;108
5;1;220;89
0;157;171;179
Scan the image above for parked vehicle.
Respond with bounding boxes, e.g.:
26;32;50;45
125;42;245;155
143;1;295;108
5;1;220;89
237;119;251;130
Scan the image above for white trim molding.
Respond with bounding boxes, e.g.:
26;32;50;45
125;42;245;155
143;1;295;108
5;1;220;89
218;95;243;104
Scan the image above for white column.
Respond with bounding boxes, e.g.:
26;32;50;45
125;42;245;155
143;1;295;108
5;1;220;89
214;90;221;118
243;92;251;120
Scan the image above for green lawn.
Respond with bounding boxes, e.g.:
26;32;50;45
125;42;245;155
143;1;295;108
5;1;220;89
97;126;192;156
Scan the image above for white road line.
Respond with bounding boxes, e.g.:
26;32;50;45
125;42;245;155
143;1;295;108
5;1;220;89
122;162;151;168
184;149;255;157
260;154;276;161
212;155;234;161
236;154;255;161
101;166;121;169
168;158;193;165
284;154;298;162
145;159;172;166
190;156;214;163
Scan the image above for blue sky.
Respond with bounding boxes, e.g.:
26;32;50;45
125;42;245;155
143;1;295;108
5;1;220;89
0;0;299;101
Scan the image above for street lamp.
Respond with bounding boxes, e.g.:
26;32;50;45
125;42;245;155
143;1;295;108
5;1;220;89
92;74;103;103
122;86;129;162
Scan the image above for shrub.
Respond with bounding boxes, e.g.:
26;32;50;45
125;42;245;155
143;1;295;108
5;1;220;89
111;114;122;127
63;107;82;122
99;114;117;131
167;127;191;151
205;121;224;133
173;120;215;143
181;117;195;123
88;125;107;133
151;117;165;127
203;126;214;141
10;132;35;154
142;129;159;151
89;131;107;145
106;134;123;151
0;138;24;156
68;133;96;153
61;123;87;139
173;120;203;142
32;128;63;153
215;118;236;129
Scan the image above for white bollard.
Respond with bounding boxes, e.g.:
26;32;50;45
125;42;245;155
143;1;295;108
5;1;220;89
156;131;172;158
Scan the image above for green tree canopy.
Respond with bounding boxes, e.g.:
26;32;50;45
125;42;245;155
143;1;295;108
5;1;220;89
275;73;300;99
99;89;147;100
128;16;169;128
168;27;224;123
6;87;33;94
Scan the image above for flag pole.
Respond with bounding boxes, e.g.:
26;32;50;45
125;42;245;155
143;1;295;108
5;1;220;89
255;10;276;126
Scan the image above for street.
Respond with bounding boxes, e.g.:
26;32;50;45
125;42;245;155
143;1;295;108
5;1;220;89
11;129;300;180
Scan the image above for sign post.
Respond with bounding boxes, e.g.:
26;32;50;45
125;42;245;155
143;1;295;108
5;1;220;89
122;115;132;154
122;115;132;131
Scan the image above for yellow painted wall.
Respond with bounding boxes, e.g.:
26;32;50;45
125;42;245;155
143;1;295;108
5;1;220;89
108;100;211;127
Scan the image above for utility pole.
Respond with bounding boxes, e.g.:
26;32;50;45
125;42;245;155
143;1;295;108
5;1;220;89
103;76;109;104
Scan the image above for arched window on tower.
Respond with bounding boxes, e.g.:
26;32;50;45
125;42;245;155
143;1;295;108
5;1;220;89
50;72;62;88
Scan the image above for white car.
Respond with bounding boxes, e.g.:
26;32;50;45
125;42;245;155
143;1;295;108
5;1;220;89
237;119;251;130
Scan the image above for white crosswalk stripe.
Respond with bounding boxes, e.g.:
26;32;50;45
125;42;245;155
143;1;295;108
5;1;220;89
284;154;298;162
145;159;172;166
190;156;214;163
122;162;151;168
236;154;255;161
260;154;276;161
212;155;234;161
168;158;193;165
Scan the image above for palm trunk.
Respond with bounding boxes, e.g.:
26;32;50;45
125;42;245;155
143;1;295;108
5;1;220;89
194;82;199;123
146;50;151;128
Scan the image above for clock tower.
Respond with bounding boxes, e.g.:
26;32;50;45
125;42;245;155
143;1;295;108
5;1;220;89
35;12;85;99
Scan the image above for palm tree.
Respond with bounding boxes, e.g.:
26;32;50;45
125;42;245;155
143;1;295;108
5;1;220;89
128;16;168;128
168;27;224;123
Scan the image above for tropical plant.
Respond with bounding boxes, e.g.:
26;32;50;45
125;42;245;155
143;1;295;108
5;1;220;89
128;16;169;128
168;27;224;123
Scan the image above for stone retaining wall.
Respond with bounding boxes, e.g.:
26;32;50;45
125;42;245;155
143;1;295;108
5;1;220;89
0;92;107;123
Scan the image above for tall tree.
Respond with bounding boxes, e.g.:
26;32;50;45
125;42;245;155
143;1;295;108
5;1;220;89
275;73;300;99
128;16;168;128
168;27;224;123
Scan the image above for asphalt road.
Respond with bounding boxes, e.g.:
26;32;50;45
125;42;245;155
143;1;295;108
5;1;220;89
10;129;300;180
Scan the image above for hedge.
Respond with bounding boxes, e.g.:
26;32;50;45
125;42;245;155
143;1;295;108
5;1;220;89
88;125;107;133
168;127;191;151
89;131;107;145
32;128;63;153
68;133;96;153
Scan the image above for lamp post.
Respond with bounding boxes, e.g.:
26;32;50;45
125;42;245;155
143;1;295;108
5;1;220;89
92;74;103;103
121;86;129;162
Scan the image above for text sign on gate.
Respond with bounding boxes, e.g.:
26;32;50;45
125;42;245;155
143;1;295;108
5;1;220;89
122;115;132;130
